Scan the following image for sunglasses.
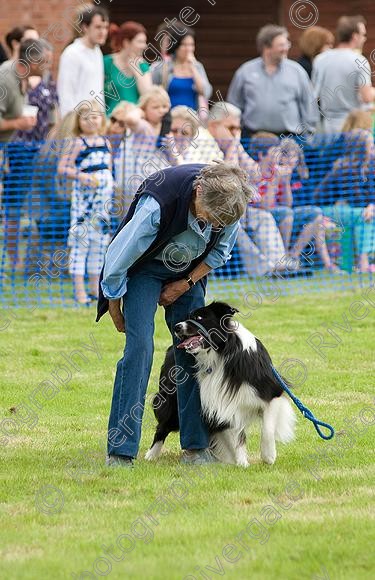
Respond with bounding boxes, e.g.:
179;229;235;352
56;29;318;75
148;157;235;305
110;116;126;128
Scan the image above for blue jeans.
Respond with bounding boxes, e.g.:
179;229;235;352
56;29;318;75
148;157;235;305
107;259;209;458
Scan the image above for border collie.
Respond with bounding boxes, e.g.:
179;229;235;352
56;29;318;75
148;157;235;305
146;302;295;466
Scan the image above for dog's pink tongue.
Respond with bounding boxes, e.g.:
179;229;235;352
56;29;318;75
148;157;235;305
177;336;201;349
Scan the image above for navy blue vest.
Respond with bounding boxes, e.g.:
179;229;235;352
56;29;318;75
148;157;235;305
96;164;222;321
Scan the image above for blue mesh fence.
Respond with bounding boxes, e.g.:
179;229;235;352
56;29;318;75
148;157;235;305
0;131;374;309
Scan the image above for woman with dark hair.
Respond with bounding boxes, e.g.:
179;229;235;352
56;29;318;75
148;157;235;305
5;25;39;61
104;21;152;115
153;22;172;63
297;26;334;78
152;27;212;110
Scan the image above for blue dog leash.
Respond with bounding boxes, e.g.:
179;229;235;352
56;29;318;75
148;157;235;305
184;319;335;441
271;366;335;440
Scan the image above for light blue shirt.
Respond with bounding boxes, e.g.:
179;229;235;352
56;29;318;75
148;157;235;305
227;57;318;134
101;195;239;299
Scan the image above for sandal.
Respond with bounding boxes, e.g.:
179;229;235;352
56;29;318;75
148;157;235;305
74;295;92;306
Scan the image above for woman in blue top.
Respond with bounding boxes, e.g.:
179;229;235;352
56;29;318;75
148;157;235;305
152;28;212;111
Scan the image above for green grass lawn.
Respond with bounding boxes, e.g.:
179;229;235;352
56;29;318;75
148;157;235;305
1;288;374;580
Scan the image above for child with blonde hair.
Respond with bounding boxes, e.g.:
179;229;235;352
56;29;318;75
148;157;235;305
58;101;114;304
119;87;171;200
123;86;171;137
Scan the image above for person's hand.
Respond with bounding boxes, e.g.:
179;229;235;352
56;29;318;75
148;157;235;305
212;124;236;153
15;116;37;131
108;299;125;333
363;203;375;222
79;174;100;188
159;280;189;307
257;149;278;182
186;53;197;67
212;123;233;141
275;161;294;178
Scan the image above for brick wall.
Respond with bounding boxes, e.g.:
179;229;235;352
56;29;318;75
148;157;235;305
1;0;94;73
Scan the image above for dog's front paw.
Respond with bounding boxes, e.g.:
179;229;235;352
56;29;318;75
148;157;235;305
261;444;276;465
261;454;276;465
235;445;250;467
237;458;250;468
144;449;156;461
145;441;163;461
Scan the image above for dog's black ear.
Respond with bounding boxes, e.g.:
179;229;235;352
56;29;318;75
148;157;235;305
208;302;239;319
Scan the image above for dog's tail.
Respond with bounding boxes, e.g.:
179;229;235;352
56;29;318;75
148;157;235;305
275;395;296;443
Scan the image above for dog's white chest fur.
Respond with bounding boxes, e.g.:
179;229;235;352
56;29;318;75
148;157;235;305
196;323;265;430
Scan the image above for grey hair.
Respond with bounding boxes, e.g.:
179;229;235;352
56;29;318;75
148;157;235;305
19;38;51;63
209;102;241;123
171;105;201;133
193;161;256;226
256;24;289;53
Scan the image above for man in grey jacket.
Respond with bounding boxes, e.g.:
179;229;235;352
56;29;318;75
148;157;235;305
227;25;318;140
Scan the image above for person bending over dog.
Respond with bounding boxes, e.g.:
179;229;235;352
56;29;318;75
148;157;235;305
96;162;255;467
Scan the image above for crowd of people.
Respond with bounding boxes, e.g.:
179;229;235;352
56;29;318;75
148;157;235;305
0;6;375;303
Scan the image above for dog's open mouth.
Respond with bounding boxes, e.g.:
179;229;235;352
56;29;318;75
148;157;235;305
177;335;204;350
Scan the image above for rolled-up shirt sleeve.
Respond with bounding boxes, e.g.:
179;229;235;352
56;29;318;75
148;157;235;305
101;195;161;299
204;222;239;270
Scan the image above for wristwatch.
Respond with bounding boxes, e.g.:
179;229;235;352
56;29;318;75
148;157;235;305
185;275;195;288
